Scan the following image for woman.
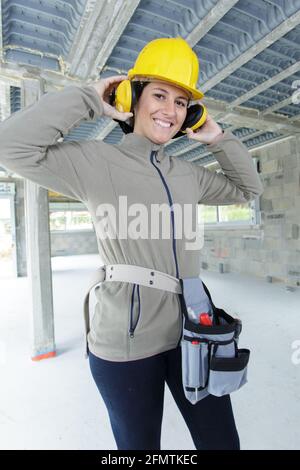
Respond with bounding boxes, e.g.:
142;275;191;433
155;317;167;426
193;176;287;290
0;37;263;450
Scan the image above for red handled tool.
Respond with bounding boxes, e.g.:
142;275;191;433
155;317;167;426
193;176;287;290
199;312;213;326
192;313;213;345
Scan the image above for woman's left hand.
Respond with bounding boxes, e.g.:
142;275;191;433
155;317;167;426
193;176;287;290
186;112;223;145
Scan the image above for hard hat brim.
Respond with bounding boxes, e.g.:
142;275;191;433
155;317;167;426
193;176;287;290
129;74;204;101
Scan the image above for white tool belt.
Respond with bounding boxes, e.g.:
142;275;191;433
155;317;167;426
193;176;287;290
83;264;182;358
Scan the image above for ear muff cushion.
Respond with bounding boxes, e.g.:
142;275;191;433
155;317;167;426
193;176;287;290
172;103;207;139
182;103;206;130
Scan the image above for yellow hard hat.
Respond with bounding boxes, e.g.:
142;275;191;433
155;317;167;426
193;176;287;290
127;37;204;100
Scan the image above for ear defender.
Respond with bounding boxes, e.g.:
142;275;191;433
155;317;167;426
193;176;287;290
114;79;132;113
109;79;207;138
109;80;145;134
109;79;143;114
173;103;207;139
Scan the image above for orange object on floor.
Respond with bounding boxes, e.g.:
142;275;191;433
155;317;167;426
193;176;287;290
32;351;56;361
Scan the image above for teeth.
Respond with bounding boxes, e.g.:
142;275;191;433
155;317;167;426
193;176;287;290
153;119;172;128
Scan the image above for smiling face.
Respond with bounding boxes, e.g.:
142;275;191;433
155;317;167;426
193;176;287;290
132;79;190;144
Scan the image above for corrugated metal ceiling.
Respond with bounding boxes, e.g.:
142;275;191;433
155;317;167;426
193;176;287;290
1;0;300;165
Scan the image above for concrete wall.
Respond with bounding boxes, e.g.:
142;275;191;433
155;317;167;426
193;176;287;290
50;230;98;256
199;135;300;288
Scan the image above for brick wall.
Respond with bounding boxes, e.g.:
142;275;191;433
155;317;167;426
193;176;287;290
50;230;98;256
199;135;300;288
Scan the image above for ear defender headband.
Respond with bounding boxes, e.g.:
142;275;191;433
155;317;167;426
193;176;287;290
109;79;207;139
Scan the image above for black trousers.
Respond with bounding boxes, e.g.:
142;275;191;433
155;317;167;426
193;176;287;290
88;345;240;450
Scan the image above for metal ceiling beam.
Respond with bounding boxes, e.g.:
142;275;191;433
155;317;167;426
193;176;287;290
204;96;300;133
0;64;22;87
200;10;300;93
261;96;294;116
95;120;116;140
190;130;292;165
67;0;141;80
214;112;299;135
185;0;239;46
0;62;82;123
290;113;300;122
229;61;300;108
0;62;82;91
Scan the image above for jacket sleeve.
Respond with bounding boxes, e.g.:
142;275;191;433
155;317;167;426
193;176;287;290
194;130;264;205
0;84;105;203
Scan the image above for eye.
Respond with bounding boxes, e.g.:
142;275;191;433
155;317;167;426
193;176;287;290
154;94;186;107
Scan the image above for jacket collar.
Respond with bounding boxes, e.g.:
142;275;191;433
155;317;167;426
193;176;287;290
119;132;167;164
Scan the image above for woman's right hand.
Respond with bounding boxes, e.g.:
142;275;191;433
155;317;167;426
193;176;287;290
89;75;133;122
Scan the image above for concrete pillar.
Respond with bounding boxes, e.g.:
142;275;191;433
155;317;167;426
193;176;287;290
15;179;27;277
22;78;56;361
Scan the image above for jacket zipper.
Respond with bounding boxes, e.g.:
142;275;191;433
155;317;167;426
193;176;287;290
128;150;180;340
129;283;141;338
150;150;179;278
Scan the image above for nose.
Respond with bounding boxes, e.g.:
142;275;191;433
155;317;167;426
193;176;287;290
161;98;177;117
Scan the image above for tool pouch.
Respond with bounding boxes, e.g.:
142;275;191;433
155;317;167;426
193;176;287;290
178;277;250;405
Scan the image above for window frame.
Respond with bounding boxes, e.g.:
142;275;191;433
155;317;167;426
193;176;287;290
201;157;261;229
49;201;94;233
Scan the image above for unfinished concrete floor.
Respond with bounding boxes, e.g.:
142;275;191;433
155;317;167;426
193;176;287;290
0;254;299;450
